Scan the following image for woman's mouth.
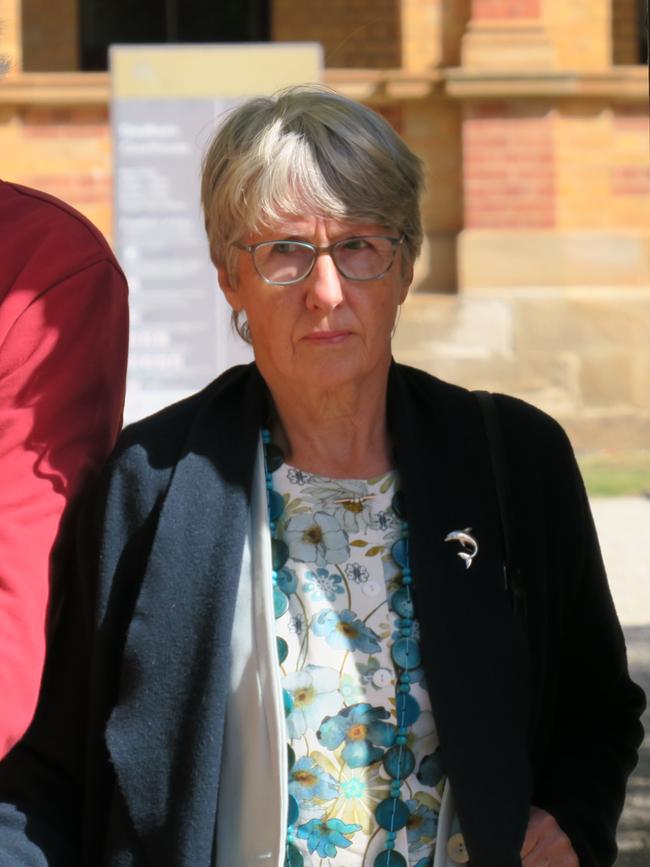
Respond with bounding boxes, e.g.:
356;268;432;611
304;330;350;343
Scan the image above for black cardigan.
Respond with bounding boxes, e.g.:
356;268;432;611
0;362;644;867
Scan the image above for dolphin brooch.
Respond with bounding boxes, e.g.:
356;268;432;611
444;528;479;569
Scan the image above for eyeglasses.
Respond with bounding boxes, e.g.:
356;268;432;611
233;235;404;286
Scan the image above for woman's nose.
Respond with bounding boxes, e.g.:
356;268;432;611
304;252;345;310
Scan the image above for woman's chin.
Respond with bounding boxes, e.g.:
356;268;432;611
290;353;382;394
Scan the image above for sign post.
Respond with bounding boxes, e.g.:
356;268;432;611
111;44;321;421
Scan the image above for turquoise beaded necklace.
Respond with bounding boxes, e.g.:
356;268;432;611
262;429;423;867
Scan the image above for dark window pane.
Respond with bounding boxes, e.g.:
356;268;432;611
639;0;649;63
178;0;269;42
80;0;270;70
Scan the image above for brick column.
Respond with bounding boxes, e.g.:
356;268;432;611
543;0;611;70
400;0;442;70
463;102;555;231
461;0;554;70
473;0;541;15
0;0;22;75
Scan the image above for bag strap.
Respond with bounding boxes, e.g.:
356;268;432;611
474;390;527;626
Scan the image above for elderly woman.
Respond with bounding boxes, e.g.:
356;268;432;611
0;86;644;867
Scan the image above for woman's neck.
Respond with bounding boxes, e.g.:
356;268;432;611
268;378;393;480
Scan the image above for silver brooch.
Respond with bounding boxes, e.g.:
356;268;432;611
444;528;479;569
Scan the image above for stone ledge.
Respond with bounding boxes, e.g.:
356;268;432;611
323;68;444;101
0;69;446;107
2;67;646;107
0;72;110;105
445;66;648;100
460;19;555;72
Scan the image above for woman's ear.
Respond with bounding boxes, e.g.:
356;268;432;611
217;264;243;312
399;258;413;304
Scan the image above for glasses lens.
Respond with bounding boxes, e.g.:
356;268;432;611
333;237;398;280
253;241;314;284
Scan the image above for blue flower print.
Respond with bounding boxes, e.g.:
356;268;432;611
406;797;438;849
276;567;297;595
345;561;369;584
339;673;365;703
303;568;344;603
318;703;395;768
373;509;394;531
302;478;376;533
282;665;342;739
288;613;305;636
283;511;349;567
356;656;381;688
289;756;339;804
287;467;312;485
297;817;361;858
311;608;381;654
417;749;445;788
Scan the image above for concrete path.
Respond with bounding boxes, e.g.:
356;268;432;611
592;498;650;627
590;498;650;866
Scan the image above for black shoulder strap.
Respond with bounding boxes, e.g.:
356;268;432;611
474;390;527;626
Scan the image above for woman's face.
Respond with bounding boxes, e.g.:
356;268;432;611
218;216;412;396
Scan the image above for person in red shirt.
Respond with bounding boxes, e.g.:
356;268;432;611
0;179;128;756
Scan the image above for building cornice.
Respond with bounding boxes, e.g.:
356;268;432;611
323;68;444;100
0;72;110;106
329;66;649;101
0;67;647;107
443;66;649;100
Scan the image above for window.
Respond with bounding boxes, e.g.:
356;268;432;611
612;0;649;64
80;0;270;71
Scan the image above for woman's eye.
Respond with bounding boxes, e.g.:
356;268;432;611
341;237;372;251
271;241;301;255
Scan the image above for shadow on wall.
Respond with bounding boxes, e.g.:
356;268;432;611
617;625;650;867
441;0;472;67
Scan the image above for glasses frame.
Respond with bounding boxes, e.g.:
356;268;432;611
232;234;405;286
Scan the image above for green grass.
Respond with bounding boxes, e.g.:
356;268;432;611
577;451;650;497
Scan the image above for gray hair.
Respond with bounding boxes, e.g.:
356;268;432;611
200;85;424;339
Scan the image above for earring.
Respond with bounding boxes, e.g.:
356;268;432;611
233;310;252;344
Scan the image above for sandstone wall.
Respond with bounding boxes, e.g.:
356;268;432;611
394;289;650;451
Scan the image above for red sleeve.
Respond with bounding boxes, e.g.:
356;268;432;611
0;258;128;756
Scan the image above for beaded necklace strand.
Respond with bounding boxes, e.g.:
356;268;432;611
262;429;423;867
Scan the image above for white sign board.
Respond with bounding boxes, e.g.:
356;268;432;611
111;44;322;422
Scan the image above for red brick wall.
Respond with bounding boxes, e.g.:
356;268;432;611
471;0;541;19
611;166;650;196
372;103;404;135
9;106;113;237
463;103;555;229
611;107;650;198
22;107;108;141
612;105;649;133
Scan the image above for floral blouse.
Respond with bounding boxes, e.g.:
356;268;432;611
273;464;446;866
